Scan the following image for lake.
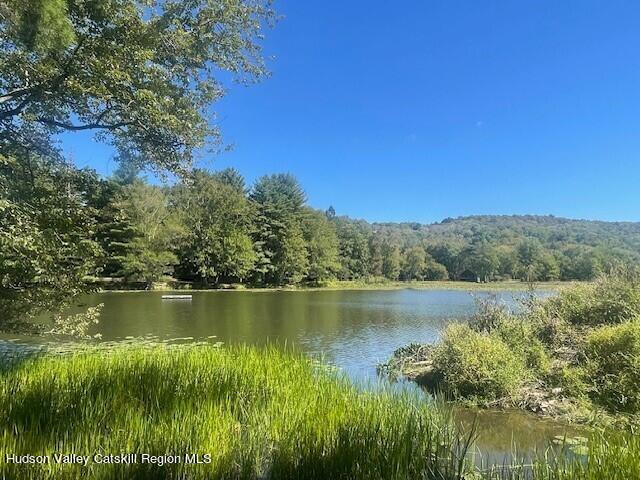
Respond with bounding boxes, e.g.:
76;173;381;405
5;288;580;463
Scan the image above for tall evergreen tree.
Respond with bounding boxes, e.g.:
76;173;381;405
250;174;309;285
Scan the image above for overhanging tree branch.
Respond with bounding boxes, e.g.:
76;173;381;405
36;118;133;131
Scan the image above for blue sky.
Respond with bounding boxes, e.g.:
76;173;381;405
63;1;640;223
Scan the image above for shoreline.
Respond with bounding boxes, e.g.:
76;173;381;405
92;280;578;294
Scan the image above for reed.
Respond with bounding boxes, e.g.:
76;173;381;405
0;345;470;479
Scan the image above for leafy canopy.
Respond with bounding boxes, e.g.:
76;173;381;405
1;0;275;173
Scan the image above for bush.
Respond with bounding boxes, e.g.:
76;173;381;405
495;317;551;374
549;366;590;400
431;324;528;401
468;294;511;332
585;320;640;413
542;274;640;326
469;296;551;375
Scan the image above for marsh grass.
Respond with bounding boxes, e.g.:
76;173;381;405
482;432;640;480
0;345;472;480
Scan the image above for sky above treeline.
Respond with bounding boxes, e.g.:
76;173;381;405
63;1;640;224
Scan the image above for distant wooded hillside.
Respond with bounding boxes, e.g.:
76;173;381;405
363;215;640;282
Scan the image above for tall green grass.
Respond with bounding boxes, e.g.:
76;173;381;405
484;432;640;480
2;345;638;479
0;345;470;479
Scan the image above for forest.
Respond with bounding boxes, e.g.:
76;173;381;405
76;168;640;287
7;156;639;298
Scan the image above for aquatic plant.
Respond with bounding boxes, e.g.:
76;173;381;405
0;344;472;480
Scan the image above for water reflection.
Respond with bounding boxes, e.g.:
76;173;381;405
7;288;581;462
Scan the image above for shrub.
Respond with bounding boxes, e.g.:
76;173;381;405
468;294;511;332
585;320;640;413
549;366;590;400
493;316;551;374
542;274;640;326
431;324;528;401
468;296;551;375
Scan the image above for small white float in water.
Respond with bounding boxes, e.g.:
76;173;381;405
161;294;192;300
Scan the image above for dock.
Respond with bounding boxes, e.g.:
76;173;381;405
161;294;193;300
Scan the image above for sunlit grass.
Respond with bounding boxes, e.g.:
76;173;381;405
2;345;638;479
0;345;470;479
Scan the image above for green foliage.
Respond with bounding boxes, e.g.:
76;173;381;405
47;304;103;340
401;245;427;280
585;320;640;413
550;366;590;400
86;177;137;277
0;153;100;329
251;174;309;285
431;324;528;401
113;181;180;286
1;0;274;327
12;0;76;52
1;0;275;173
461;240;499;282
381;242;401;280
470;296;551;373
391;272;640;419
302;208;340;284
0;345;471;480
174;170;256;284
493;317;551;374
424;256;449;280
543;272;640;326
334;218;371;280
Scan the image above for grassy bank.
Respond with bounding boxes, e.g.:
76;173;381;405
0;345;470;480
383;271;640;426
1;345;639;479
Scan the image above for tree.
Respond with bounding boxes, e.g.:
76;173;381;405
401;245;427;281
115;181;181;287
427;242;464;280
424;255;449;280
517;238;544;282
174;170;256;285
0;151;100;329
560;246;602;281
0;0;274;328
334;218;371;280
496;246;518;279
212;167;247;194
381;243;401;280
302;208;340;284
534;251;560;281
1;0;275;173
85;176;137;277
368;236;384;277
462;241;499;282
251;174;308;285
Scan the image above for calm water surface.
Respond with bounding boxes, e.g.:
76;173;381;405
8;288;580;462
86;289;483;378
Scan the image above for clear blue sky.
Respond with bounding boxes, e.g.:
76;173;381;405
63;1;640;223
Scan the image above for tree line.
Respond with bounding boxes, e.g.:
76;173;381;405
80;167;640;289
